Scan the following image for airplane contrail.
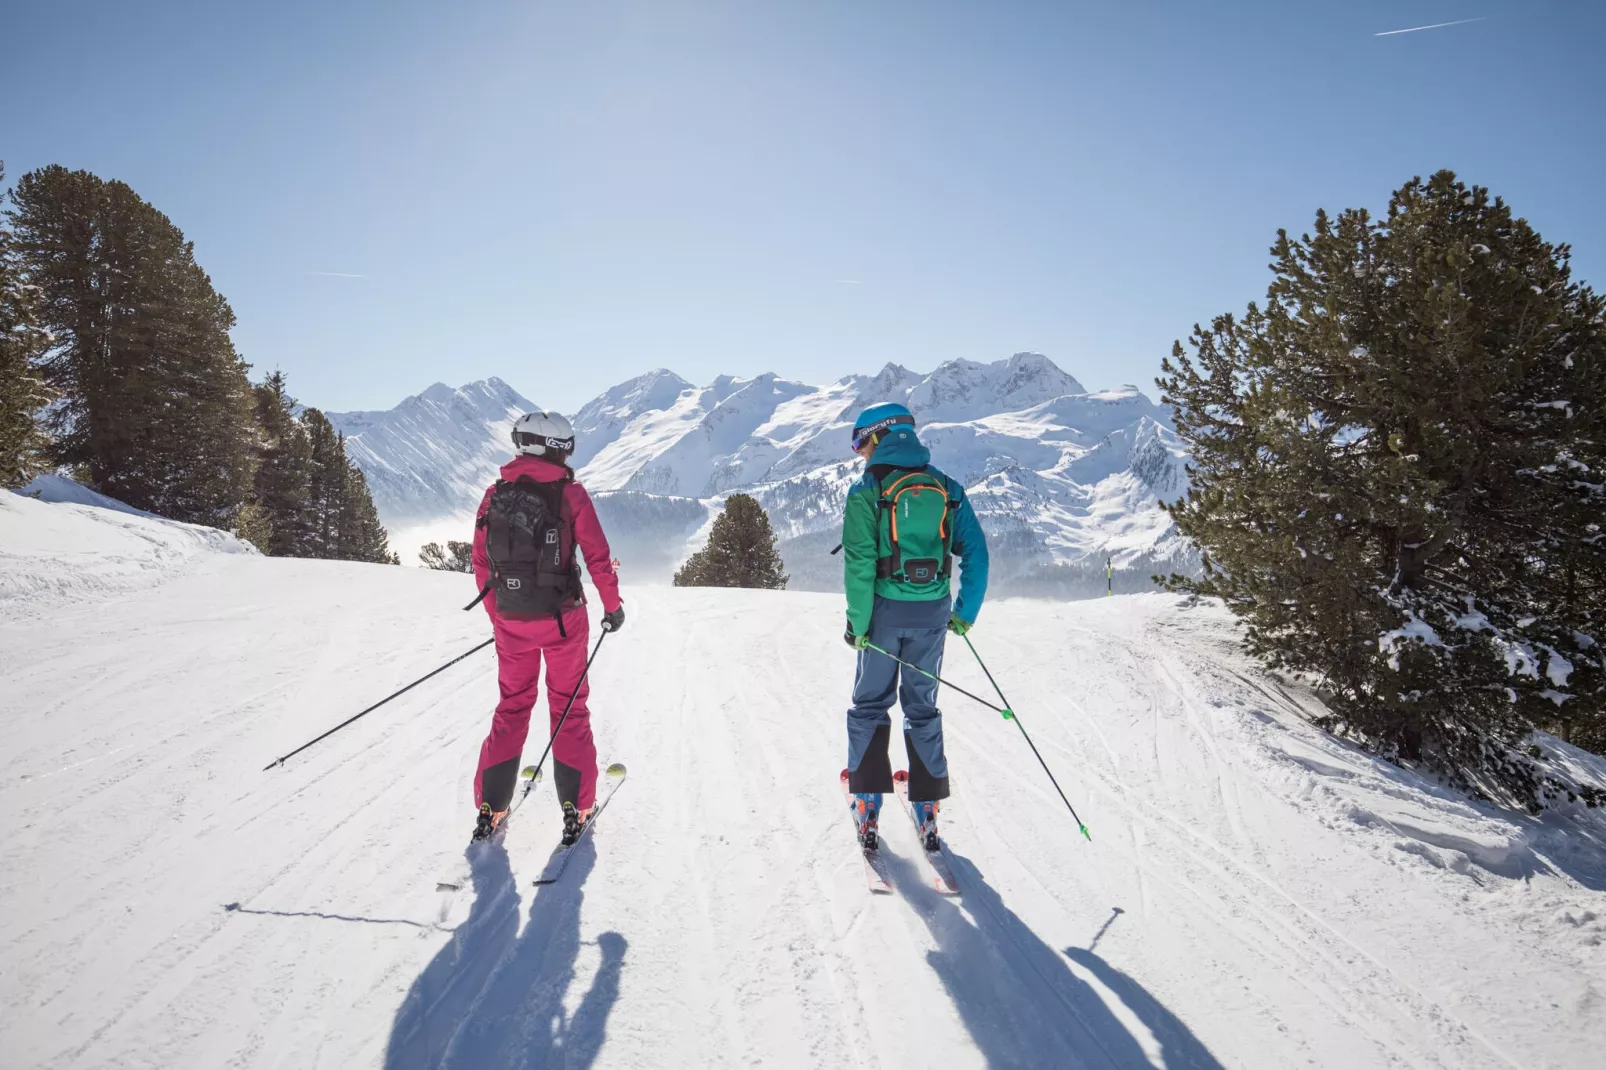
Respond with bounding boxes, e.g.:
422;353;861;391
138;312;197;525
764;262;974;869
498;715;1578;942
1375;16;1486;37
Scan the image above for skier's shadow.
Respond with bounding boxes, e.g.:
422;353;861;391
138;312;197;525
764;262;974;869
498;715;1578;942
889;850;1222;1070
385;838;626;1070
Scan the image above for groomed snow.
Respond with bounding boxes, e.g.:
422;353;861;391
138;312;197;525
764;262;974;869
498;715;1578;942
2;496;1603;1068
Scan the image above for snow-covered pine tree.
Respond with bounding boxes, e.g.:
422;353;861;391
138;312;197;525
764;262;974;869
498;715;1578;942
1159;171;1605;809
0;164;55;488
674;493;788;589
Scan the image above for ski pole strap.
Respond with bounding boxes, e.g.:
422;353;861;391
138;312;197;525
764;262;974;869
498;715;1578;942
463;583;493;612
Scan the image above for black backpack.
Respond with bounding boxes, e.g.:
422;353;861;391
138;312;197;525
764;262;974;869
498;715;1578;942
467;476;582;621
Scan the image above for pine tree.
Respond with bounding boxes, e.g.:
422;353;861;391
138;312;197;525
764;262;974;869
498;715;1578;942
250;371;315;556
301;408;348;559
337;460;396;564
419;540;474;572
0;164;55;488
294;406;394;564
1159;171;1605;808
674;493;789;589
6;166;254;525
235;501;273;554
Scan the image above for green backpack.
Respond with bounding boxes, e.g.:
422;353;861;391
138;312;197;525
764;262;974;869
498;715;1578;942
875;470;958;586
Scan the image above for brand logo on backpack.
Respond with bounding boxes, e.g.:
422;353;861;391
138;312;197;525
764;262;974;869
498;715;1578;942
482;477;582;619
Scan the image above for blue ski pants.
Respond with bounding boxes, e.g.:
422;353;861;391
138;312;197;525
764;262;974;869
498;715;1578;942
846;596;950;799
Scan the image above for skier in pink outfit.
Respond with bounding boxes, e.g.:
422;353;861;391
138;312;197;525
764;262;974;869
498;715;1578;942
469;410;624;845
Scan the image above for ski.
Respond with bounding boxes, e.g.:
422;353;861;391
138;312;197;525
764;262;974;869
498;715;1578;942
532;762;627;885
893;771;960;895
839;771;893;894
435;765;543;895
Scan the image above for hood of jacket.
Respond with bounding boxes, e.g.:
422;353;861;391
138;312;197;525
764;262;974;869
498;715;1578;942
867;424;930;469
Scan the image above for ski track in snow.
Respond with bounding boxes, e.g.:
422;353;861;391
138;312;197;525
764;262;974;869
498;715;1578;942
3;506;1605;1067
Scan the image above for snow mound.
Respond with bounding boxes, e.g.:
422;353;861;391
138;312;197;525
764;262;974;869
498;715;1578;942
17;473;162;517
2;479;256;614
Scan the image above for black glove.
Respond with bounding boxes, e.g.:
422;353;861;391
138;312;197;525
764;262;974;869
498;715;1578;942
844;625;857;649
602;606;625;633
844;622;870;650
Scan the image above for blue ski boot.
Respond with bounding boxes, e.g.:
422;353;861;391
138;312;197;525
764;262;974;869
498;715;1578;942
852;792;883;851
912;799;941;852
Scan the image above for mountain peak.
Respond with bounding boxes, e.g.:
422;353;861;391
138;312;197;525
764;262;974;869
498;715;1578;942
907;352;1085;422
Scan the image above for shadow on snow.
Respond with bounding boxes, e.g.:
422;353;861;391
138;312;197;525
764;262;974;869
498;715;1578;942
385;838;625;1070
890;848;1223;1070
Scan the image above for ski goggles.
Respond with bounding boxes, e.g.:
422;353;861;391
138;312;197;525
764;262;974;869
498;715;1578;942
512;431;576;453
850;413;915;453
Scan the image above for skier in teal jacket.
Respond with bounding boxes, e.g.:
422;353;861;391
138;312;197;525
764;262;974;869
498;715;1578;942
841;402;989;850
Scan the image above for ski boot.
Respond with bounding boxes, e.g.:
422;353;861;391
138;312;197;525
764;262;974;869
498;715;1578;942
852;793;881;851
560;802;590;847
471;803;508;843
913;800;941;852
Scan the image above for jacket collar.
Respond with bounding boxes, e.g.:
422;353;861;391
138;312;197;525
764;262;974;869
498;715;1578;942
500;454;571;483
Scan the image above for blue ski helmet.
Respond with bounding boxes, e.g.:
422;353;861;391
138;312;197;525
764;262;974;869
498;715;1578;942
851;402;915;452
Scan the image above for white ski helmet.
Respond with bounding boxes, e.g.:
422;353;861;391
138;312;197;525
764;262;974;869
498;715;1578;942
511;410;576;459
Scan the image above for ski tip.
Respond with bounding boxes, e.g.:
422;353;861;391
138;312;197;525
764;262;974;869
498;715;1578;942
605;762;627;778
521;765;540;781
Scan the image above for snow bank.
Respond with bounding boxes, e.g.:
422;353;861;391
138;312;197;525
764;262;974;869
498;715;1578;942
2;479;256;614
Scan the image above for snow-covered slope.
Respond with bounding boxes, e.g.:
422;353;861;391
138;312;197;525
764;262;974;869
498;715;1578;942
3;489;1604;1069
326;378;536;557
334;355;1194;587
3;476;256;613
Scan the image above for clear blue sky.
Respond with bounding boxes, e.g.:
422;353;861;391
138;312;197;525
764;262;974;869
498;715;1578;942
5;0;1603;414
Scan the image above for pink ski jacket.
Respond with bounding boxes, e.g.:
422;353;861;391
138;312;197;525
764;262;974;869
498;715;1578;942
470;454;623;621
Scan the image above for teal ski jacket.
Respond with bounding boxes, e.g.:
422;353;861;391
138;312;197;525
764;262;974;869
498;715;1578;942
841;424;990;636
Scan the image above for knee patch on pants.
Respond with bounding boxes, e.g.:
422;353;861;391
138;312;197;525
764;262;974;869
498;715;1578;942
849;723;895;793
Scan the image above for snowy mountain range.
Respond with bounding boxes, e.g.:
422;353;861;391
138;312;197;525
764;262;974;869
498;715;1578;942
328;354;1195;595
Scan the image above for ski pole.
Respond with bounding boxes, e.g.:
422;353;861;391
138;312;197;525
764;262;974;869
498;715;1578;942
523;629;609;786
263;638;495;771
862;639;1092;841
862;641;1011;717
960;633;1092;841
